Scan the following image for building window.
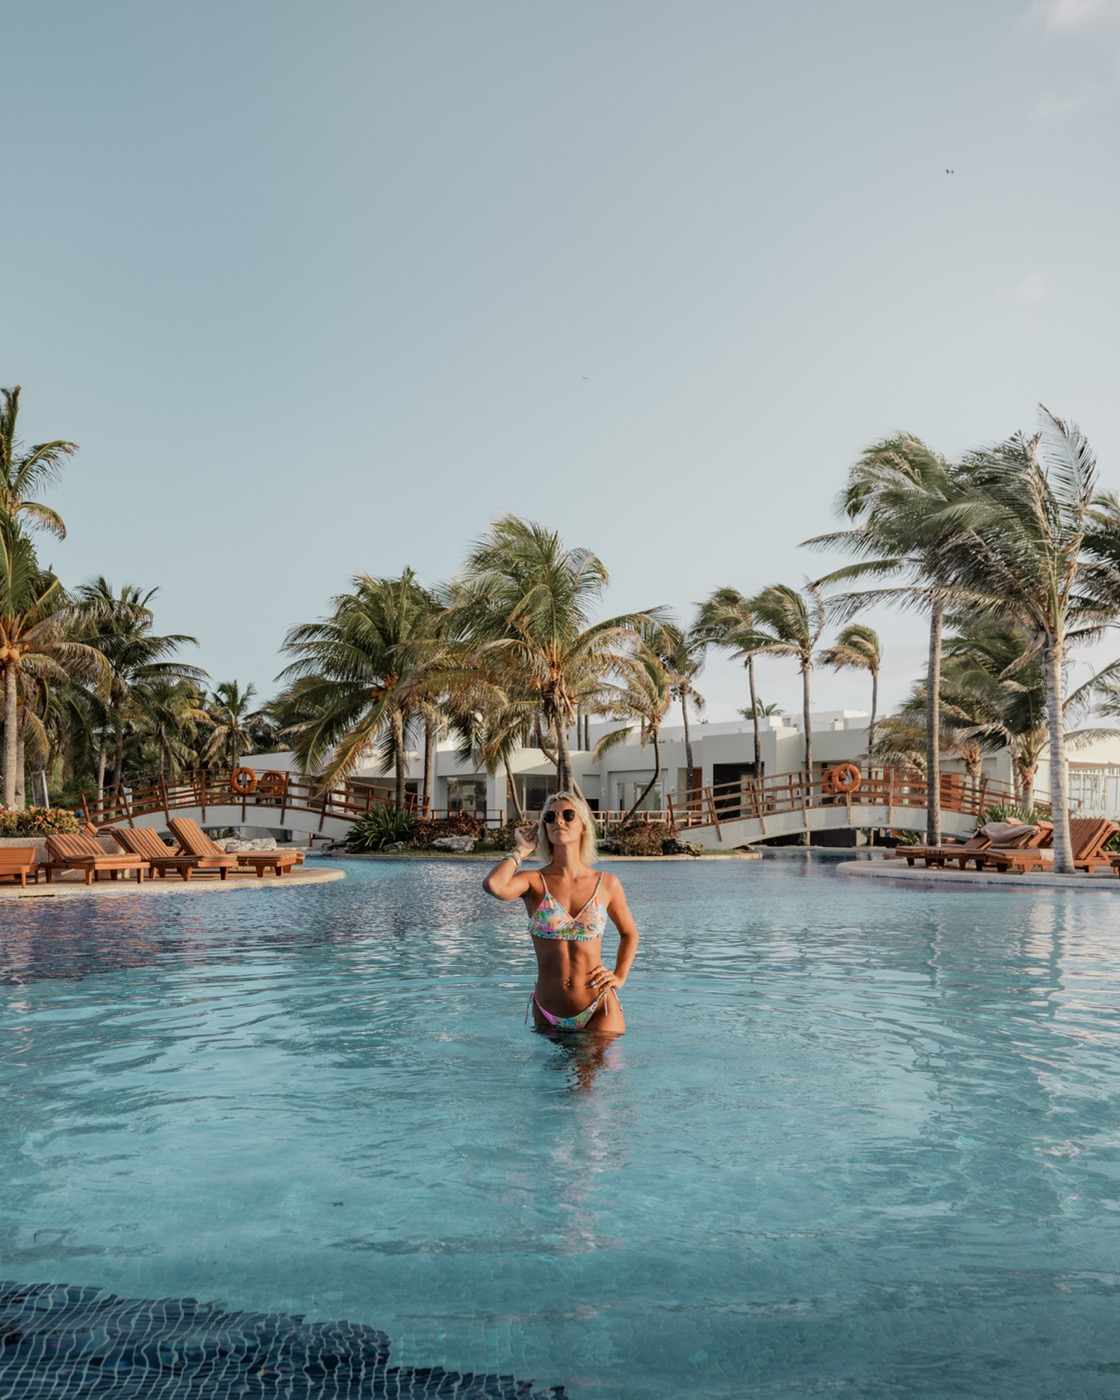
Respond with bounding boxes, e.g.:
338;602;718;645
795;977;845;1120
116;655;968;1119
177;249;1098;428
447;777;487;814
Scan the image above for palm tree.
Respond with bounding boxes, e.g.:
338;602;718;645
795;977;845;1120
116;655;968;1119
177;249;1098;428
138;680;211;780
450;517;666;790
593;645;672;822
924;409;1118;872
695;589;766;782
1;527;110;807
736;583;827;784
805;433;963;847
204;681;263;770
280;569;457;806
0;386;74;539
819;624;882;765
76;579;205;799
657;622;706;796
738;698;782;719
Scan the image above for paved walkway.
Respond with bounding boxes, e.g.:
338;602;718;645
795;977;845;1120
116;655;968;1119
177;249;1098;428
0;865;345;902
839;857;1120;894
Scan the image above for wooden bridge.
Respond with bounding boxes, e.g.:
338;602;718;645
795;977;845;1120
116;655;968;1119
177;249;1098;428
83;766;1028;850
664;768;1032;850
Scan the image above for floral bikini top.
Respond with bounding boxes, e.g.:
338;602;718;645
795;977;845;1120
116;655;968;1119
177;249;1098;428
528;873;608;942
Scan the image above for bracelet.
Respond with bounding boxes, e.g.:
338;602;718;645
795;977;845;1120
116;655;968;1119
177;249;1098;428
503;851;524;865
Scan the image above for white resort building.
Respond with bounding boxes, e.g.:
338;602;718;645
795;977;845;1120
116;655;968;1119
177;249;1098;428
244;710;1120;833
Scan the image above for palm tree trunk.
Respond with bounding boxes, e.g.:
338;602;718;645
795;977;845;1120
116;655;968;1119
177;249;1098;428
801;662;812;847
113;727;125;801
392;710;406;810
504;757;525;823
747;657;761;778
926;602;943;847
624;732;661;823
3;664;17;809
681;692;695;796
97;742;107;806
1044;638;1073;874
868;670;878;771
422;717;435;815
552;714;573;790
15;729;25;810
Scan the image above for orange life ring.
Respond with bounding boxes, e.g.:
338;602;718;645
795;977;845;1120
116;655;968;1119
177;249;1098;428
257;770;288;797
230;767;258;796
824;763;862;795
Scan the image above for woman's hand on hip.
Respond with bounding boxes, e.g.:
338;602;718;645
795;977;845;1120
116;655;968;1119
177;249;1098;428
589;965;622;994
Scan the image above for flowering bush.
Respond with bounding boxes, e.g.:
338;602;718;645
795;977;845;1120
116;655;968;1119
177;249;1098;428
601;821;675;856
410;812;484;847
0;806;81;837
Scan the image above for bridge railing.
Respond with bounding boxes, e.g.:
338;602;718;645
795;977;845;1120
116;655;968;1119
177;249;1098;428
84;770;420;831
665;768;1038;834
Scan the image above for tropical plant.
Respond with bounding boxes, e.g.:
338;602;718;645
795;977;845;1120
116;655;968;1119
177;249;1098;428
806;432;962;846
0;805;79;836
279;568;451;806
922;409;1120;872
345;804;417;852
738;582;827;788
694;589;766;780
738;697;783;719
1;528;111;808
76;578;205;799
0;385;75;539
449;517;665;790
592;644;673;821
657;622;706;793
820;624;881;765
204;680;265;769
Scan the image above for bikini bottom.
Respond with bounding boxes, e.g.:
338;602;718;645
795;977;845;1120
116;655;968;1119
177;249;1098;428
526;987;619;1031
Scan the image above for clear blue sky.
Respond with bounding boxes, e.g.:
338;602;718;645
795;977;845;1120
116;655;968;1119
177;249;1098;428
5;0;1119;721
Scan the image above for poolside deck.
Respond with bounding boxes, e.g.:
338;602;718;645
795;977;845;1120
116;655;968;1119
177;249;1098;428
839;857;1120;894
0;864;345;902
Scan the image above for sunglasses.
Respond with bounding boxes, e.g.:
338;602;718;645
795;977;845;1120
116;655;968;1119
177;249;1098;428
543;808;579;825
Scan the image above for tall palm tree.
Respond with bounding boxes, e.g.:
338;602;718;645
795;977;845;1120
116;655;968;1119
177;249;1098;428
1;527;110;807
657;622;706;795
735;582;827;783
592;645;672;822
805;433;962;846
924;409;1118;872
138;680;211;780
0;386;75;539
76;579;205;798
204;681;263;769
450;517;665;790
819;624;881;765
695;588;766;781
280;569;455;806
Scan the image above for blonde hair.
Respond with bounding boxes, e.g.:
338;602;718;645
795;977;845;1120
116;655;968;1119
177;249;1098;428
535;790;599;865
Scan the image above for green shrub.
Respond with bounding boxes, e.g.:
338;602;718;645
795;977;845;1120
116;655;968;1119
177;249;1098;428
0;806;81;837
346;806;417;852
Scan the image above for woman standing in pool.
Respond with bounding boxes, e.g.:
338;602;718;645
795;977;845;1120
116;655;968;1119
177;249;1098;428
484;792;639;1034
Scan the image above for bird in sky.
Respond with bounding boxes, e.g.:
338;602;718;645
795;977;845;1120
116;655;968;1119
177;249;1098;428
945;168;956;174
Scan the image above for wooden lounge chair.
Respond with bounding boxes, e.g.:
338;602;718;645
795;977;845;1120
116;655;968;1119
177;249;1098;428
0;847;41;887
973;818;1117;874
234;850;301;878
109;826;230;881
167;818;240;876
907;821;1046;870
905;832;993;868
45;833;148;885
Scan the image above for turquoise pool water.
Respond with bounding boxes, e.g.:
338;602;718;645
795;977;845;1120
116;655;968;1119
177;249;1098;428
2;857;1120;1397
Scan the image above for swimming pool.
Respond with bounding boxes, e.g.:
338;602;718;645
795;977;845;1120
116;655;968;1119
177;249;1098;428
2;856;1119;1397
